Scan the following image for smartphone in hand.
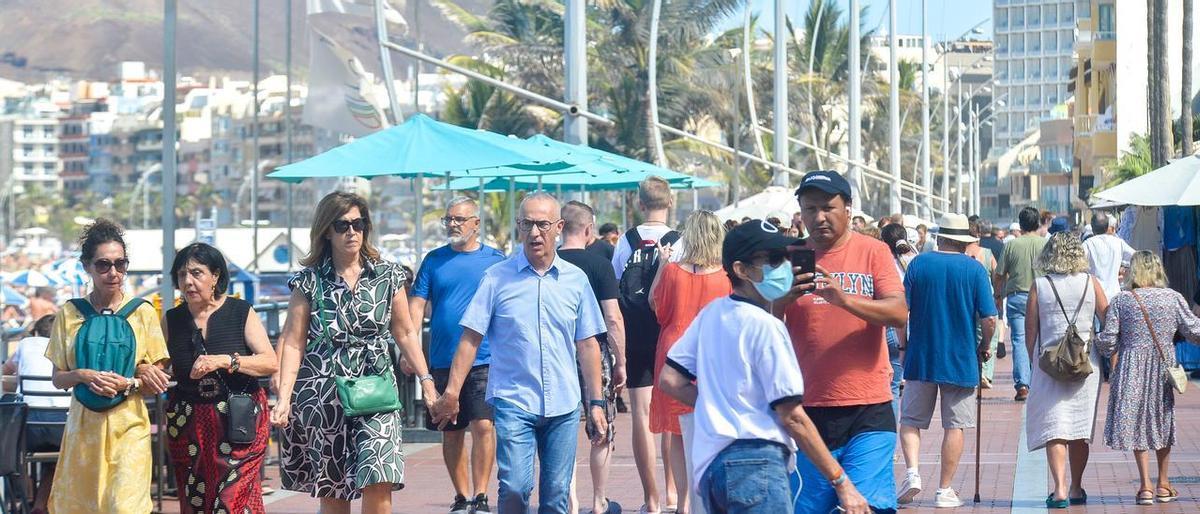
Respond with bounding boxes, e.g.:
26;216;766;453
790;247;816;294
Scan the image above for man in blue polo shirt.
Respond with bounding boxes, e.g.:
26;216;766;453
408;196;506;514
897;213;997;508
431;192;609;514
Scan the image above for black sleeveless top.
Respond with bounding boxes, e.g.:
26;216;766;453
165;297;259;402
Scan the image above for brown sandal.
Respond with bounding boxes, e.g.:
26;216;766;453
1136;489;1155;506
1156;486;1178;503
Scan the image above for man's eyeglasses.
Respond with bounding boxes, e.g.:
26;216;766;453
441;216;478;227
517;218;560;233
93;258;130;274
332;218;367;234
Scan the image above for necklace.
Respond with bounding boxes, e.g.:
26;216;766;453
88;290;124;312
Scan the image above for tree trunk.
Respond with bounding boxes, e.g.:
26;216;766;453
1151;0;1174;168
1183;0;1194;156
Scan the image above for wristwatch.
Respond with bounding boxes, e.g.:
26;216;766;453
418;374;434;383
588;399;607;409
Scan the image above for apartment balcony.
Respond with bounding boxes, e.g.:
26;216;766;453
13;132;57;144
1031;158;1072;175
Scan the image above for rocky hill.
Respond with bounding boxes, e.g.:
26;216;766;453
0;0;487;82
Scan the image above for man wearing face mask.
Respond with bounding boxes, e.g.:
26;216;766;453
408;196;506;513
775;170;909;514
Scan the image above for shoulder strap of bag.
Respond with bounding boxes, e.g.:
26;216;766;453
312;272;334;344
1044;275;1089;326
69;298;98;319
115;298;146;319
624;228;642;253
1130;290;1171;366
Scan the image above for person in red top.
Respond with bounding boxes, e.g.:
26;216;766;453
776;170;908;513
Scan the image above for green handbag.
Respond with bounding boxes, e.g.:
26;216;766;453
313;273;403;417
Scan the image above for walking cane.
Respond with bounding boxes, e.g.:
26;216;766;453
974;357;983;504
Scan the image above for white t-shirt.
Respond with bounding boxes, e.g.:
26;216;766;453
611;223;681;279
10;336;70;409
1083;233;1135;301
666;296;805;493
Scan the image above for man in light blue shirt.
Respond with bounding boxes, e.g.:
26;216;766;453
432;192;609;514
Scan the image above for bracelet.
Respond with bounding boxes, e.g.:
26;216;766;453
830;469;847;487
229;353;241;373
417;374;434;383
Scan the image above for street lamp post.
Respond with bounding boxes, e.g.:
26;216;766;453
920;0;932;219
888;0;901;214
849;0;861;200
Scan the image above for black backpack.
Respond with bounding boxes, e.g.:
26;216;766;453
618;228;680;342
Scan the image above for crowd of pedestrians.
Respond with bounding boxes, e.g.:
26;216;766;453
8;169;1200;514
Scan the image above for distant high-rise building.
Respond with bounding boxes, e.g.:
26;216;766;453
993;0;1079;154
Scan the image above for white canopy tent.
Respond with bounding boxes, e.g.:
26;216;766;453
1093;154;1200;206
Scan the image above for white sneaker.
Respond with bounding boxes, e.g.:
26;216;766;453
897;471;922;505
934;488;963;508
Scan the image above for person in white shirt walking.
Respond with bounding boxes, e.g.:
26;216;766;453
1082;214;1135;303
657;220;869;514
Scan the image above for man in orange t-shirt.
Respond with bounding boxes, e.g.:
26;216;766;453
776;170;908;513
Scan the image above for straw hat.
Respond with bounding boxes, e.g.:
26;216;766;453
935;213;978;243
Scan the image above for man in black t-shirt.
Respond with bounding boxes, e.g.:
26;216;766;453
559;201;627;514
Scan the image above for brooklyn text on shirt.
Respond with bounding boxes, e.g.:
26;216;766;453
810;271;875;305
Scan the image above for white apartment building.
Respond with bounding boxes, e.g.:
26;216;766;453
10;116;61;193
993;0;1079;153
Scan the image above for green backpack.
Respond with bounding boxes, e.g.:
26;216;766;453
68;298;146;412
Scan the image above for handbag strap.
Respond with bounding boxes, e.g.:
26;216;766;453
312;271;335;345
1130;289;1172;367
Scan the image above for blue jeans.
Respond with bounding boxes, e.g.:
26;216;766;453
493;398;579;514
699;439;792;514
1006;292;1031;390
791;431;898;513
885;328;903;419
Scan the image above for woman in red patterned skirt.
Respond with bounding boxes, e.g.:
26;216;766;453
163;243;279;513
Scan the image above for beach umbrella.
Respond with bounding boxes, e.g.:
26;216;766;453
267;114;596;182
2;286;28;307
9;270;55;288
1093;154;1200;206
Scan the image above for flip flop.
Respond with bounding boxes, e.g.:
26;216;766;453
1156;486;1178;503
636;505;660;514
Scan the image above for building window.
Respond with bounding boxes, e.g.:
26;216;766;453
1097;4;1115;39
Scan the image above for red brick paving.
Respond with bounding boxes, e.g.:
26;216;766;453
156;355;1200;513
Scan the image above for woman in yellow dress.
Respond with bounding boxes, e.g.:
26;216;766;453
45;219;171;513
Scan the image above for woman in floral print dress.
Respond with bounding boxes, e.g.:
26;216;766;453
1097;251;1200;505
271;192;440;514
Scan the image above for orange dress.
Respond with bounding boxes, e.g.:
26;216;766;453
649;262;732;434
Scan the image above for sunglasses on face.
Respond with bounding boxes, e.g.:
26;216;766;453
332;218;367;234
441;215;478;227
93;258;130;274
748;251;788;268
517;218;560;233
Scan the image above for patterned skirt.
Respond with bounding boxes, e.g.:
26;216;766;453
166;389;269;514
280;341;405;500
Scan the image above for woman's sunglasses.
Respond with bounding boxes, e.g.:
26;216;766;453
332;218;367;234
92;258;130;274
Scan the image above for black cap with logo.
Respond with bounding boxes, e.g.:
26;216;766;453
795;170;853;201
722;219;801;272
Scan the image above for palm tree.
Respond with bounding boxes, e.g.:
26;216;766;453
1182;0;1193;156
1097;134;1152;189
1149;0;1173;168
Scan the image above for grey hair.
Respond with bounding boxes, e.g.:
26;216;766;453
518;192;561;218
447;196;478;214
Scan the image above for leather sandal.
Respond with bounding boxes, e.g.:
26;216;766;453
1136;489;1155;506
1156;486;1178;503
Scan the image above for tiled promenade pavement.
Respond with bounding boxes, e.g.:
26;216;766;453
161;354;1200;513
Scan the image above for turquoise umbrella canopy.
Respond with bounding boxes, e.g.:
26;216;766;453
267;114;595;182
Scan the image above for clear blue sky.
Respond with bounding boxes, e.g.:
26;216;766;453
731;0;994;40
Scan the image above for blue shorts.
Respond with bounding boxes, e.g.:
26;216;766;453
789;431;897;514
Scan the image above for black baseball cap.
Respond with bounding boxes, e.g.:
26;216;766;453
795;170;852;201
722;219;801;271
